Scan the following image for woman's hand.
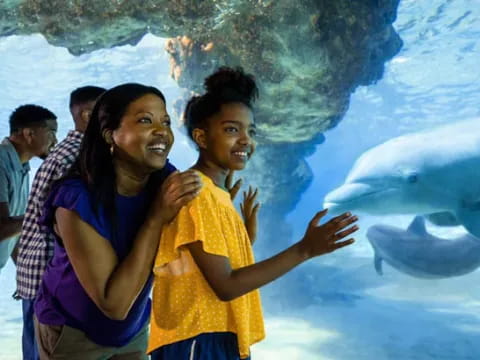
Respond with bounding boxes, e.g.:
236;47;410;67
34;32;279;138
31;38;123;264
150;170;202;224
298;210;358;260
240;186;260;244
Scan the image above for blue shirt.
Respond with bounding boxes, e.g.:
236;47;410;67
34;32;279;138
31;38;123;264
0;138;30;270
35;161;176;347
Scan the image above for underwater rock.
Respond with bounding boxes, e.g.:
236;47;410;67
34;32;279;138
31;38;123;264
1;0;402;143
0;0;402;253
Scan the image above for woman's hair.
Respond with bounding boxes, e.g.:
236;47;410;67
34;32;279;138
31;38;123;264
184;66;258;141
73;83;166;227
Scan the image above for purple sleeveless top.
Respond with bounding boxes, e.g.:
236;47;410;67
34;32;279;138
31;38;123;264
34;163;175;347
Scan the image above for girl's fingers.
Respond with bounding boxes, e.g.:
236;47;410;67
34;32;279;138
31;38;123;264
226;170;234;188
309;209;328;227
234;179;243;189
244;187;258;202
251;188;258;201
333;225;359;240
252;203;260;217
334;216;358;231
332;238;355;250
330;212;353;224
229;179;242;200
242;200;252;215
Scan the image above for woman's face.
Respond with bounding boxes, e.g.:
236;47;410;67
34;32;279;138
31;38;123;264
111;93;174;174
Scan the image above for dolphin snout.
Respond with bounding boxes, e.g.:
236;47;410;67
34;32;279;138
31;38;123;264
324;183;377;214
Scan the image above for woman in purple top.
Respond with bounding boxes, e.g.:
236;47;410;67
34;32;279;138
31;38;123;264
33;83;202;359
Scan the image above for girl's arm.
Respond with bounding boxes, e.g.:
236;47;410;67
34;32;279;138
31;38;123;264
56;170;201;320
187;210;358;302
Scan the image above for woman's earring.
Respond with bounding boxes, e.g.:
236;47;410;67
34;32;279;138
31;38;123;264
110;144;114;154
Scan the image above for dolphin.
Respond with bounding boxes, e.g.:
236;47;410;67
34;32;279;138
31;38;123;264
323;119;480;237
366;216;480;279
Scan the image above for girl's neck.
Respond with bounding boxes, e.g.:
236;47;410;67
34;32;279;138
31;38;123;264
114;161;150;196
192;158;228;190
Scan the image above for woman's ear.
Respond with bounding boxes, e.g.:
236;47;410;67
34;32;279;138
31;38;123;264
102;129;114;145
192;128;207;149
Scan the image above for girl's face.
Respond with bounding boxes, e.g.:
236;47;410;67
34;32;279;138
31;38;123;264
111;93;173;174
200;102;256;171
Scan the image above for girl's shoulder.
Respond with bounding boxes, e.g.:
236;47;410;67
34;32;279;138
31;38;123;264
194;171;232;207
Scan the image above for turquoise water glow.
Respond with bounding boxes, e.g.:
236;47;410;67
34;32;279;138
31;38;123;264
1;1;480;359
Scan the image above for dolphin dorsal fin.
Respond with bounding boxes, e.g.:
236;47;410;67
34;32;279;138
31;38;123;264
407;216;427;236
374;252;383;275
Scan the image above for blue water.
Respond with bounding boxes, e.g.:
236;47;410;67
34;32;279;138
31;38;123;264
1;0;480;359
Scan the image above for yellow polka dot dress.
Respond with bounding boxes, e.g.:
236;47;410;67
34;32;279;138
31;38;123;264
147;171;265;359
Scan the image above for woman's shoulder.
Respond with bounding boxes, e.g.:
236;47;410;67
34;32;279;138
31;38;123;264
45;177;95;215
52;177;89;198
40;177;98;229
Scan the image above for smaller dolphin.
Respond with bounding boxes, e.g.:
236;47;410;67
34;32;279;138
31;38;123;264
366;216;480;279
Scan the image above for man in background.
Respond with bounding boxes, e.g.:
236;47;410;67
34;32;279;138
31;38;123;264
0;104;58;272
16;86;106;360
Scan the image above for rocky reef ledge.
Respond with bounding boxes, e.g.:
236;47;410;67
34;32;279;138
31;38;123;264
1;0;402;143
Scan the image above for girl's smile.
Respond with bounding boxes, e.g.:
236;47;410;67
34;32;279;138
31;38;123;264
192;102;256;188
202;102;256;169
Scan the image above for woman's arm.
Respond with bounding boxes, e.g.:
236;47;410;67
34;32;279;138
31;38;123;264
187;210;358;301
56;170;202;320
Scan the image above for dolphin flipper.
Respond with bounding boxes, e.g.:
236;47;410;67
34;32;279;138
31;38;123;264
456;207;480;238
374;252;383;275
426;212;459;226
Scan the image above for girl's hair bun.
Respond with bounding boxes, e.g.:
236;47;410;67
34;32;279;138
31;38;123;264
183;66;259;142
204;66;258;105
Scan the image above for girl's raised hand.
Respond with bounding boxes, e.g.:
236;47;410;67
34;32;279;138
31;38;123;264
240;186;260;244
298;210;358;259
225;170;243;201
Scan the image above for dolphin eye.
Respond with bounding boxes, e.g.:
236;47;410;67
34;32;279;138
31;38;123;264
407;174;418;183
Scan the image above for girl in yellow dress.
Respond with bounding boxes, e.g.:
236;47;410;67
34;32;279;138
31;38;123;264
148;67;359;360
